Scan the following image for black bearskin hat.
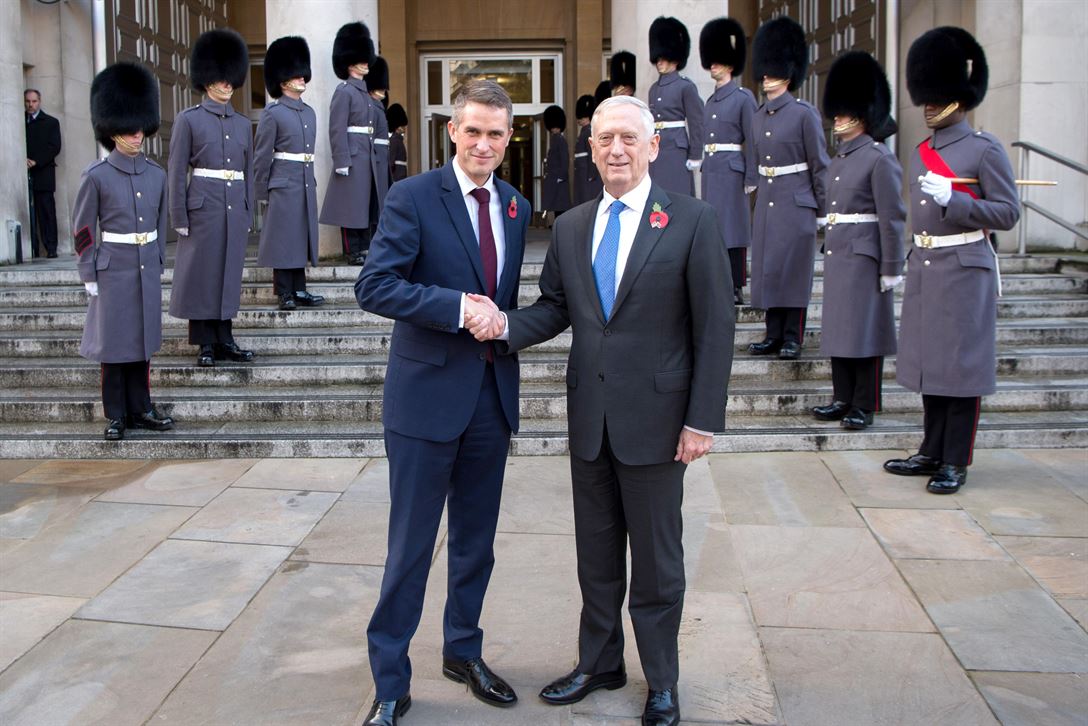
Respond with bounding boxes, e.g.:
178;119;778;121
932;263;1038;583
92;62;160;151
368;56;390;92
333;22;375;80
649;17;691;70
700;17;746;76
752;16;808;91
610;51;637;92
593;80;612;107
543;105;566;130
264;36;311;99
386;103;408;130
190;28;248;92
823;51;897;141
575;94;596;120
906;26;988;110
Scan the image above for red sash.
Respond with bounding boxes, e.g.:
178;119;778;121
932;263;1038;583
917;139;979;199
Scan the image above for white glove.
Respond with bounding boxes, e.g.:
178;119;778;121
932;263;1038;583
84;282;99;296
685;159;702;172
175;227;189;237
816;217;828;229
880;275;904;293
335;167;350;176
744;185;757;195
920;171;952;206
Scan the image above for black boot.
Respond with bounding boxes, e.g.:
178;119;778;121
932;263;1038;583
128;408;175;431
278;292;297;311
883;453;941;476
812;400;850;421
215;341;255;362
778;341;802;360
733;287;744;306
197;345;215;367
840;407;874;430
927;464;968;494
748;338;783;355
104;418;125;441
293;290;325;307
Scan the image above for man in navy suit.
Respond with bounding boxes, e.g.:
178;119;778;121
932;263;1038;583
355;79;529;726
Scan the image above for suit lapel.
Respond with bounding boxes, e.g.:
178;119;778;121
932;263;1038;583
495;182;521;305
611;185;671;317
576;196;605;324
440;163;487;293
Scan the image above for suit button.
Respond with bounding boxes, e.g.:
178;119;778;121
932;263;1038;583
924;260;931;266
604;329;612;336
479;353;486;360
598;373;604;381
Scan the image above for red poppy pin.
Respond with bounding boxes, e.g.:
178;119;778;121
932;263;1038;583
649;202;669;229
508;197;518;219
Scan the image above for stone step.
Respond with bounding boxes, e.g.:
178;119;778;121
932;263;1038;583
3;347;1086;389
0;410;1084;459
3;318;1087;358
4;377;1085;423
4;295;1086;332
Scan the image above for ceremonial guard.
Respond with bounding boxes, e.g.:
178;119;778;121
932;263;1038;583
647;16;704;196
253;36;323;313
319;22;385;265
699;17;757;305
572;94;602;205
387;103;409;183
884;27;1019;494
610;51;636;97
366;56;393;231
747;16;828;360
813;52;905;431
76;62;173;441
540;104;571;220
168;28;255;368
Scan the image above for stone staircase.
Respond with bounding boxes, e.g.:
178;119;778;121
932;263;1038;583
1;245;1087;458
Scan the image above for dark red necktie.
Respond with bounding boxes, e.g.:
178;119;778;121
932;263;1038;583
469;187;497;298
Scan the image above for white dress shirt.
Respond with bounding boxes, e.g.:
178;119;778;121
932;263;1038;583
453;157;506;329
591;173;653;296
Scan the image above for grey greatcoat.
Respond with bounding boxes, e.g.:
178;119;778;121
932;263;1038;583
648;71;705;196
700;79;757;249
573;123;601;204
541;130;571;212
896;120;1020;397
168;99;254;321
75;151;168;363
319;77;386;229
389;130;407;183
253;96;319;268
370;95;391;204
819;134;906;358
749;91;829;309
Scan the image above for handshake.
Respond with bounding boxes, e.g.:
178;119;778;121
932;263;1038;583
464;293;506;342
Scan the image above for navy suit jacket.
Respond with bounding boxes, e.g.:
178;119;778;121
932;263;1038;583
356;161;529;442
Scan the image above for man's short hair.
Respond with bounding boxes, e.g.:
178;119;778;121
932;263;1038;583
24;89;41;100
452;79;513;128
592;95;655;139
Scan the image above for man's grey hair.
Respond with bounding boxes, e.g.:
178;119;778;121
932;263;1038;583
452;79;513;128
24;88;41;100
591;95;655;138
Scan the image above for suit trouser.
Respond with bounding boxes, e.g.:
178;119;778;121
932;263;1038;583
830;356;883;412
33;190;58;255
727;247;747;288
341;227;370;258
272;268;306;296
367;364;511;701
188;319;235;346
919;394;981;467
571;426;686;691
101;361;151;420
764;307;806;344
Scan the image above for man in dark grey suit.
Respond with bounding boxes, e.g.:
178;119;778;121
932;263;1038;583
25;89;62;258
470;95;734;726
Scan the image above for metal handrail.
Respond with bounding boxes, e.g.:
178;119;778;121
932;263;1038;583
1013;141;1088;255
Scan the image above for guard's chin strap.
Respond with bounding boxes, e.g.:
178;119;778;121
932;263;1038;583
927;101;960;127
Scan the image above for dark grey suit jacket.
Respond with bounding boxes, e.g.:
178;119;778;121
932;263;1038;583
505;183;735;465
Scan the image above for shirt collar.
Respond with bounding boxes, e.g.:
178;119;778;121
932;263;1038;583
28;111;40;121
201;97;234;116
452;157;498;200
601;172;652;218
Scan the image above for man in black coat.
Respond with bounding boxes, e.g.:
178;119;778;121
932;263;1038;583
25;89;63;258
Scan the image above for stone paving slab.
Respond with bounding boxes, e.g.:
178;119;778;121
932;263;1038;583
150;562;381;726
394;677;575;725
93;458;257;506
497;456;576;536
731;524;933;632
996;536;1088;598
340;458;391;503
1019;448;1088;501
0;482;99;539
1057;598;1088;630
171;486;338;546
0;592;85;671
970;671;1088;726
10;459;152;488
77;538;292;630
819;449;961;509
898;559;1088;672
761;628;999;726
0;460;41;482
231;457;368;492
0;501;196;597
861;508;1011;561
292;500;394;566
0;619;216;726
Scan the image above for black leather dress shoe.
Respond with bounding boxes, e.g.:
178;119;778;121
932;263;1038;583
643;688;680;726
104;419;125;441
778;340;802;360
278;293;297;311
539;667;627;705
733;287;744;306
47;252;58;259
748;338;782;355
197;345;215;367
350;253;367;265
442;656;517;707
841;407;874;430
812;400;850;421
215;342;255;362
927;464;968;494
128;409;174;431
883;453;941;477
293;290;325;307
362;694;411;726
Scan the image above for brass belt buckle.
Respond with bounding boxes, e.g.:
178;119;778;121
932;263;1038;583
920;235;934;248
135;232;148;245
304;154;314;162
765;167;776;177
224;170;235;180
827;213;837;225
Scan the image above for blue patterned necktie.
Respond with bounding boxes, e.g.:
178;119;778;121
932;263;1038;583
593;200;626;320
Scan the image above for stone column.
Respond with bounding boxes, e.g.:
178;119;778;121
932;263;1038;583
0;1;28;263
266;0;379;260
